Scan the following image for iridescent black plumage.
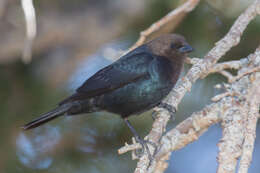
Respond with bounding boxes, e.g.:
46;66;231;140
23;34;193;132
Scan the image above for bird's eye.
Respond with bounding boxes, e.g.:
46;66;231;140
170;43;182;49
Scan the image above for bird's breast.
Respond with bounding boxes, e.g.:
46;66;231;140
98;57;182;117
100;74;174;117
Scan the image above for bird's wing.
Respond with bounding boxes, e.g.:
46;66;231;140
59;47;154;104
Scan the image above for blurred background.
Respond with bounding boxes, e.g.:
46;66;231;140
0;0;260;172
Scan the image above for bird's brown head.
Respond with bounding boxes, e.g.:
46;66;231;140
146;34;193;60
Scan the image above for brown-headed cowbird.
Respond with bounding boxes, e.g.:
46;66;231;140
23;34;193;157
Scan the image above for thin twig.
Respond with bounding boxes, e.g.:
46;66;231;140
219;70;235;81
211;91;235;102
230;66;260;83
128;0;200;52
184;57;203;65
202;60;243;79
21;0;37;63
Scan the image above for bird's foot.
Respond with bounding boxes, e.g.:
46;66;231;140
151;111;158;120
157;102;176;121
134;136;157;163
124;118;157;167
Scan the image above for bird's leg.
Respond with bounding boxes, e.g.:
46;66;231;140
124;118;156;161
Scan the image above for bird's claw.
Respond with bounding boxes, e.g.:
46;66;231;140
134;136;157;162
158;102;176;121
151;111;158;120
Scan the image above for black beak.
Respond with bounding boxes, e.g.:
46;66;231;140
179;44;193;53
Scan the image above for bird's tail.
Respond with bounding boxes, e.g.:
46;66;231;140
22;104;71;130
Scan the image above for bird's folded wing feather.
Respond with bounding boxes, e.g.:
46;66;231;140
59;48;155;105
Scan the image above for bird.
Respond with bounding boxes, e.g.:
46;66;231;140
23;34;193;158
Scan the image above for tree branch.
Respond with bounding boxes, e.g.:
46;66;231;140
119;1;260;172
128;0;200;52
238;77;260;173
217;46;260;173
